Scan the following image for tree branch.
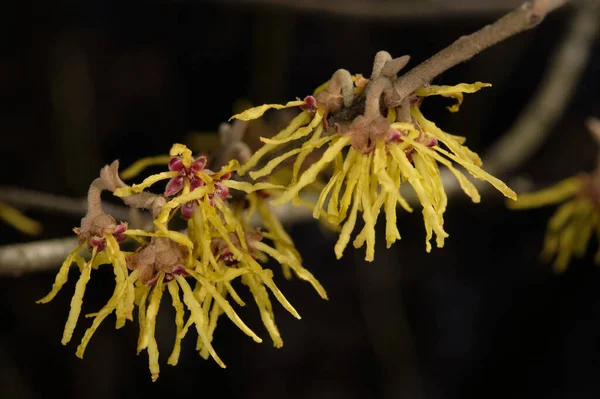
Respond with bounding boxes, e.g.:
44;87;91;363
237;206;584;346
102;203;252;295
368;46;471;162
441;1;599;197
0;186;132;222
0;198;316;276
385;0;571;107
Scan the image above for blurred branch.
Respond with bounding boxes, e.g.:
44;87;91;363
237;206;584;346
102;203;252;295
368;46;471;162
0;187;131;221
214;0;526;19
0;237;80;277
0;199;314;276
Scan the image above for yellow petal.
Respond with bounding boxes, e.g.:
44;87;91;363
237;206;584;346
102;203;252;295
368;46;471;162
143;275;165;381
167;281;185;366
415;82;491;112
136;283;150;353
291;125;324;184
113;171;179;197
237;112;312;176
37;242;85;303
187;270;262;343
76;269;140;357
169;143;193;167
354;155;376;261
104;234;129;329
412;107;482;166
433;145;516;200
174;275;226;368
223;180;284;193
389;145;448;251
253;241;327;299
334;161;363;259
242;274;283;347
271;135;352;206
152;185;212;229
61;247;97;345
126;229;194;254
508;176;582;209
327;150;357;223
245;256;301;319
229;100;306;121
260;110;323;145
387;107;397;123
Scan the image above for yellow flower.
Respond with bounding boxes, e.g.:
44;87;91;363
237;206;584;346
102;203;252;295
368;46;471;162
508;174;600;273
109;143;326;377
231;78;516;261
118;233;263;381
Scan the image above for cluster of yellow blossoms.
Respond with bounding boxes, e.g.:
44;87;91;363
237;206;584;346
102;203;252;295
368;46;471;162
38;50;520;380
509;118;600;273
231;52;516;261
38;144;325;381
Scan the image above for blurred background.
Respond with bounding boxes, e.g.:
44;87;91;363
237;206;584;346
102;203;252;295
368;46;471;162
1;0;600;398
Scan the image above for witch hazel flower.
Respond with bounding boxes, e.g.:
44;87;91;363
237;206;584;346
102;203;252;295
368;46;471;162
230;50;516;261
165;153;231;218
114;144;235;221
164;154;207;196
77;214;128;252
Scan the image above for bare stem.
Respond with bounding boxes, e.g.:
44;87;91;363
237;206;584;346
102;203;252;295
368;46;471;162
435;1;598;199
385;0;571;107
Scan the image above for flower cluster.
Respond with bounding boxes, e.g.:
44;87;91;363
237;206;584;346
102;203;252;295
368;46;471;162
231;51;516;261
508;118;600;272
38;143;326;381
38;49;521;380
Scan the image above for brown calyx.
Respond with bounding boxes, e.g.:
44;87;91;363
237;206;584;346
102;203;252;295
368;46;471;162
346;114;400;153
314;91;344;116
126;237;189;285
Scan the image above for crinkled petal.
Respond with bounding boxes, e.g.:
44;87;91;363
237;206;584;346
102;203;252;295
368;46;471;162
415;82;491;112
237;112;312;176
187;269;262;343
260;109;324;145
61;247;97;345
174;275;226;368
114;171;179;197
37;242;85;303
272;136;352;206
223;180;284;194
229;100;306;121
508;176;582;209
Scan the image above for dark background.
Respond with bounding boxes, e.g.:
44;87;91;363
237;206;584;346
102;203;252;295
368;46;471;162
1;1;600;398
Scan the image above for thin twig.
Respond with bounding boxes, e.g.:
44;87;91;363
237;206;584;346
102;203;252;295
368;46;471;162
385;0;572;107
329;0;572;125
439;1;599;198
0;199;315;276
0;187;131;222
0;237;80;277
